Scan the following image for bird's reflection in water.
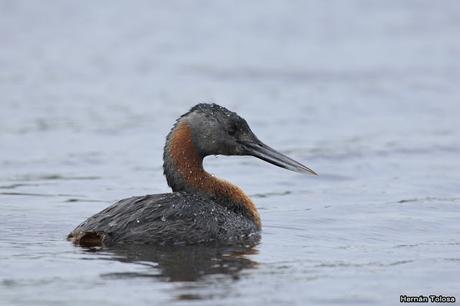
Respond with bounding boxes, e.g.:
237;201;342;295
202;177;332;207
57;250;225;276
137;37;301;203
88;239;259;286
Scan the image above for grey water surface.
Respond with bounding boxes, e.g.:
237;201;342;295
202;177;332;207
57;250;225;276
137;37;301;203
1;1;460;305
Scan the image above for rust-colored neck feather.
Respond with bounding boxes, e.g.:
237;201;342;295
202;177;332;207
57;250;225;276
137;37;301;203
164;121;260;228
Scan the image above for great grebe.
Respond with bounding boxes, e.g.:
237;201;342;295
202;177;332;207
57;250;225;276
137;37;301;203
68;103;316;246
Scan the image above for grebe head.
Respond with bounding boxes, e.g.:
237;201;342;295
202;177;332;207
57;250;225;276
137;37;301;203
182;103;317;175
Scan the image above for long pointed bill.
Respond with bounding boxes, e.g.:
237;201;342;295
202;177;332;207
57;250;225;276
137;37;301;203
243;141;317;175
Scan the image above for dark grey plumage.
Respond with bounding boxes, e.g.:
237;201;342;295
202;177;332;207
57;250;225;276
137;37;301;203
69;192;259;246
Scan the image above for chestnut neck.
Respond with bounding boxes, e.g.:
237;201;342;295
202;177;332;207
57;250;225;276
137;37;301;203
163;120;260;228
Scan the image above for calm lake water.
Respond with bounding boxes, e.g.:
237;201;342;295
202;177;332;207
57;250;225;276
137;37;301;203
1;1;459;305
